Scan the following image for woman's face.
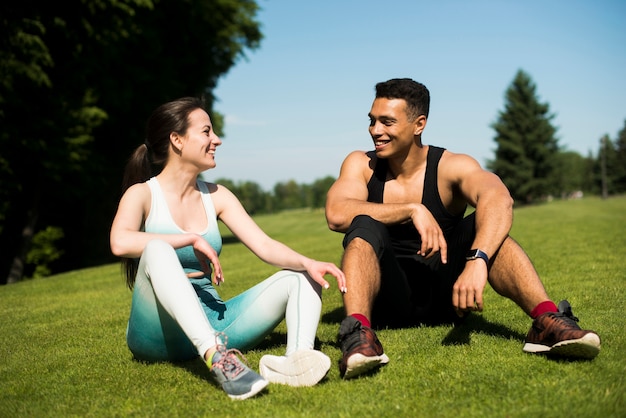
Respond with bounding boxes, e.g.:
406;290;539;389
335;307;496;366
179;108;222;171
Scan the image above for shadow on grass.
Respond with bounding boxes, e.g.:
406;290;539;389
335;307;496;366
322;307;526;346
252;331;331;355
139;332;289;394
131;356;217;388
166;358;273;398
321;306;345;325
151;330;335;392
440;314;525;346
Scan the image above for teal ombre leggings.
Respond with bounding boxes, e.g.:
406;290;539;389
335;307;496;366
126;239;323;362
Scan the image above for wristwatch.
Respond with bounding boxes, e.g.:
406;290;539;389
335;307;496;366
466;248;489;265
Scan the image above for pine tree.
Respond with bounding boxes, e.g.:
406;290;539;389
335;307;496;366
488;70;560;204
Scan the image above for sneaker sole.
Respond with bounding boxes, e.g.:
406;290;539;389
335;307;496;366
228;378;269;401
523;333;601;359
343;352;390;380
259;350;331;387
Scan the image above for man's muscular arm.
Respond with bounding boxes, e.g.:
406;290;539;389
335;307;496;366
443;152;514;314
453;154;514;257
326;152;408;231
325;151;447;262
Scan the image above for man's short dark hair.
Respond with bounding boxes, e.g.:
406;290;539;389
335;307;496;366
375;78;430;120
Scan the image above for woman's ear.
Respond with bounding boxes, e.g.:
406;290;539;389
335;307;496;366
170;132;183;152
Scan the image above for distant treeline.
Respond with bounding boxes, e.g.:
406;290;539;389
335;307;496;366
212;176;336;215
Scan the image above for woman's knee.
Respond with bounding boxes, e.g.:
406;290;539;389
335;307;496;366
145;239;174;254
143;239;177;263
272;270;323;297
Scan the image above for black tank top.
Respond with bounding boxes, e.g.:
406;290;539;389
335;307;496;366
366;146;465;255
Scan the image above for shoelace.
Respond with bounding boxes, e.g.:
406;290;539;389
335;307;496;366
557;300;580;322
339;319;367;351
212;332;249;379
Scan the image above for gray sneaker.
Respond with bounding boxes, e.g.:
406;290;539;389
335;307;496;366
208;338;268;400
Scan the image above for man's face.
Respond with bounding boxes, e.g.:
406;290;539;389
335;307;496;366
368;98;423;158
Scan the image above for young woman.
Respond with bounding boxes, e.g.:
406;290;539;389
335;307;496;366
110;97;346;400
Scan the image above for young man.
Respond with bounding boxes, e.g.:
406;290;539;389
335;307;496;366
325;78;601;379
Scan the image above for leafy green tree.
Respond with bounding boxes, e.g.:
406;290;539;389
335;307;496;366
582;151;599;195
235;181;269;215
310;176;336;208
598;134;619;198
612;119;626;193
213;176;337;214
488;70;560;204
25;226;64;278
273;180;305;211
213;178;275;214
553;151;587;198
0;1;116;283
0;0;262;284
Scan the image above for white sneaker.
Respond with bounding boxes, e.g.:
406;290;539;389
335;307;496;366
259;349;331;387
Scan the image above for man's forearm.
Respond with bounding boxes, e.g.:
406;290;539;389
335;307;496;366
471;193;513;258
326;200;418;232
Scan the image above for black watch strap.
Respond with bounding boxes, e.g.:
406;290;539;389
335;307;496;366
466;248;489;265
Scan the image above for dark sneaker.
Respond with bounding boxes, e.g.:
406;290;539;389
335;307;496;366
523;300;601;359
208;338;269;400
338;316;389;379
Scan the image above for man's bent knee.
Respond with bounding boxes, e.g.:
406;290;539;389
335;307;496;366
342;215;390;256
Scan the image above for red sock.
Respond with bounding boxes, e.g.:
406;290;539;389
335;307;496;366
530;301;558;318
351;313;371;328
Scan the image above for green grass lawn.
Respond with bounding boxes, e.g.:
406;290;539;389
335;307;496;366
1;197;624;417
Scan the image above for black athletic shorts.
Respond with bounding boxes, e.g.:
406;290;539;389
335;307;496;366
342;214;476;327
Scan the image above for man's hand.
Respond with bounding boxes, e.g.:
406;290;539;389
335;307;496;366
452;260;488;316
410;204;448;264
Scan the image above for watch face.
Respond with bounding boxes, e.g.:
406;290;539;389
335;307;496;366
466;249;488;264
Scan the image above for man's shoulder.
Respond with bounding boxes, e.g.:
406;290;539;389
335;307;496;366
336;150;378;183
345;149;376;159
437;148;488;183
438;148;481;166
343;149;378;167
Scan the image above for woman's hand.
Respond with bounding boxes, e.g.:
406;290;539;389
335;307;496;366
191;236;224;286
304;259;347;293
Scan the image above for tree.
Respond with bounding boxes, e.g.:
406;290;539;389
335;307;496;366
612;119;626;193
310;176;336;208
553;150;587;198
234;181;269;215
582;151;599;196
0;0;116;283
488;70;560;204
273;180;306;211
0;0;262;284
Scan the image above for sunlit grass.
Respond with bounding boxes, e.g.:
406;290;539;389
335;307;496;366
1;197;624;417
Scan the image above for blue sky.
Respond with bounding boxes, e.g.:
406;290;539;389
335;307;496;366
209;0;626;190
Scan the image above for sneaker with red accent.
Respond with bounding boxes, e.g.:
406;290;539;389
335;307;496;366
523;300;600;359
338;316;389;379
